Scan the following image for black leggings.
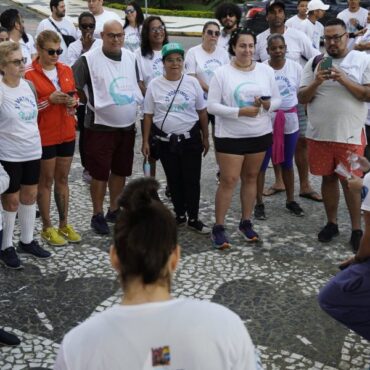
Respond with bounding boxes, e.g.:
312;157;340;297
159;138;202;220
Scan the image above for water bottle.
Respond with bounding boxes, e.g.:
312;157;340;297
144;156;151;177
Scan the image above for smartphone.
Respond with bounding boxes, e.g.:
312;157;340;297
67;90;76;96
320;56;332;70
260;96;271;101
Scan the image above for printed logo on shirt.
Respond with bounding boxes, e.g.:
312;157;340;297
203;59;222;77
15;95;37;122
234;81;262;107
361;185;368;202
276;75;292;98
109;77;135;105
152;345;170;366
125;31;140;50
152;57;164;78
165;89;189;112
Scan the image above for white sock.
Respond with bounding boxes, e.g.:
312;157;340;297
18;203;36;244
1;211;17;250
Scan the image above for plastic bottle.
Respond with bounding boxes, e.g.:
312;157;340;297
144;156;151;177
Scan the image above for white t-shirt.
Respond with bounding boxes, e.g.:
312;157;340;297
207;62;281;139
0;79;41;161
337;7;368;49
264;59;302;134
285;15;306;29
123;25;141;52
54;298;259;370
94;10;122;39
36;17;78;63
11;34;36;67
135;49;163;88
361;172;370;211
185;44;230;100
42;68;61;91
217;31;231;51
300;50;370;144
255;27;320;66
144;74;206;135
66;38;102;66
296;19;324;50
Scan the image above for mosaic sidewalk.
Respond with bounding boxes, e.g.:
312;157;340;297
0;136;369;370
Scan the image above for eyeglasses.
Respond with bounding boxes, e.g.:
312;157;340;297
125;8;135;14
206;29;220;37
41;47;63;56
323;32;347;43
7;57;27;66
80;23;95;30
165;57;183;63
106;32;125;39
150;25;165;34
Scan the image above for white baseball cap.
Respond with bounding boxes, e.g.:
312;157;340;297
307;0;330;12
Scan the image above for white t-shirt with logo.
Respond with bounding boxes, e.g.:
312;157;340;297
296;19;324;50
135;49;163;88
185;44;229;100
285;15;306;29
0;79;41;161
208;62;281;139
124;25;141;52
337;7;368;49
264;59;302;134
54;298;259;370
66;38;103;66
42;67;61;91
255;27;320;66
36;17;78;63
11;34;36;67
144;74;206;135
93;10;122;39
218;31;231;50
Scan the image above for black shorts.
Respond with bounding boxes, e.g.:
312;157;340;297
209;114;215;125
215;133;272;155
0;159;40;194
42;140;76;160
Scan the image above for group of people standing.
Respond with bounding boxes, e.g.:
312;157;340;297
0;0;369;351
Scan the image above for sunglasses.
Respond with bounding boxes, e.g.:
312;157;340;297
206;29;220;37
42;47;63;56
80;23;95;30
8;57;27;66
125;9;135;14
224;13;235;18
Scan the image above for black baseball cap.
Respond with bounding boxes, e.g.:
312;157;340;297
265;0;286;13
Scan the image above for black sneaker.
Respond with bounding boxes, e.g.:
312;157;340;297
176;215;187;227
318;222;339;242
0;247;22;269
254;203;266;220
188;219;211;234
18;240;51;259
286;201;304;217
0;329;20;346
91;213;110;235
350;229;363;252
105;208;119;223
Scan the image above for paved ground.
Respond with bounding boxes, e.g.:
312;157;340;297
0;132;369;369
0;2;370;369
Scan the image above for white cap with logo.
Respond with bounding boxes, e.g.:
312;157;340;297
307;0;330;12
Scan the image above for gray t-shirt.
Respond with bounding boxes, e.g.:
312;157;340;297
300;51;370;144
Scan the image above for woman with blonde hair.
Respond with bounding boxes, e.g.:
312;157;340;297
25;30;81;246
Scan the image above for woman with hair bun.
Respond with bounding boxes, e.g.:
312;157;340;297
55;177;260;370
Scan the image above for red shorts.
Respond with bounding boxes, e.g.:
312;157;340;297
85;127;135;182
307;133;365;178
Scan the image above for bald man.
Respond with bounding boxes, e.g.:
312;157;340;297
73;20;143;235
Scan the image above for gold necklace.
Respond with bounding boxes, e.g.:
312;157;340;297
234;60;253;70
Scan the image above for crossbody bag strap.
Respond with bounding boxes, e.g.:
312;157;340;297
159;74;184;133
48;18;63;34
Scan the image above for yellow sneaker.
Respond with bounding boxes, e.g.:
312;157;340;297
58;225;81;243
41;227;67;246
